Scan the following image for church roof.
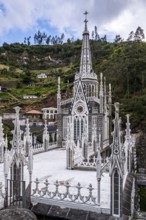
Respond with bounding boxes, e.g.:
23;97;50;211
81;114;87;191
26;110;43;114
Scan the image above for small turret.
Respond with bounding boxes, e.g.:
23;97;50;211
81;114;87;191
24;118;32;156
43;120;49;151
0;116;5;163
110;102;124;218
125;114;131;142
104;77;107;114
99;73;103;113
57;77;61;114
11;106;23;151
108;84;112;116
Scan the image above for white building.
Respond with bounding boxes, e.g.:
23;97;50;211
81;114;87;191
42;107;57;121
37;73;47;79
23;95;38;99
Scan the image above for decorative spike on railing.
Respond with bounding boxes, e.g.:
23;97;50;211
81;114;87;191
31;179;97;205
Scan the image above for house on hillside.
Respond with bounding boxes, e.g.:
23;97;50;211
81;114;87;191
42;107;57;123
23;95;38;99
25;110;43;126
0;86;7;92
37;73;47;79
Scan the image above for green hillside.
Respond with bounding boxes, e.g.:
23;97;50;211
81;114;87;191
0;40;146;132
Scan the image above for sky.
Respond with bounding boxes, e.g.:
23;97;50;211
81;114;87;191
0;0;146;45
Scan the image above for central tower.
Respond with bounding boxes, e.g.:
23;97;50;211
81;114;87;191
57;12;112;169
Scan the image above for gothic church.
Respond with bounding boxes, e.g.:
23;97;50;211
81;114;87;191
57;12;112;169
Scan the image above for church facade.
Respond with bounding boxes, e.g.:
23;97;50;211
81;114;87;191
57;13;112;169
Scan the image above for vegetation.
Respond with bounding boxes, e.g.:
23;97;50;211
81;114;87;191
0;37;146;133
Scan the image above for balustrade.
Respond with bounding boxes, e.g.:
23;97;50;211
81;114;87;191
32;178;96;205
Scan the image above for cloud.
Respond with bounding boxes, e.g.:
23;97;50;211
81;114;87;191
0;0;146;41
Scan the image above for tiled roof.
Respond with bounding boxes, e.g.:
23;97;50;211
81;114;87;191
26;110;43;114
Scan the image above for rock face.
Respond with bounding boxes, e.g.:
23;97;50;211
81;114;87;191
0;207;37;220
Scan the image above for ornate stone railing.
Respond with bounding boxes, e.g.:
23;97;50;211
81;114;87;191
47;142;57;150
32;178;96;205
33;142;57;155
77;157;110;170
33;144;44;154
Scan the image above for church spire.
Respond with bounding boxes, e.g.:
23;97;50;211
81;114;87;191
78;11;96;79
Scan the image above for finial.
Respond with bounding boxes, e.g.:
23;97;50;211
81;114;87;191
58;77;60;85
100;72;103;81
14;106;21;115
109;84;111;96
0;116;4;140
104;77;107;113
57;77;61;96
5;135;8;149
25;118;30;136
99;73;103;96
84;11;88;31
84;11;88;21
108;83;112;104
43;119;48;135
114;102;120;114
126;114;131;141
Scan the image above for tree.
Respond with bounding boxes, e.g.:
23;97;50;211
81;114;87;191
114;35;122;43
67;38;71;44
51;36;55;45
71;36;74;42
127;31;134;41
46;35;51;45
27;36;31;46
24;37;27;44
101;35;107;42
134;26;145;42
34;30;47;45
60;33;65;44
95;26;100;41
92;30;94;40
34;33;37;44
22;71;32;84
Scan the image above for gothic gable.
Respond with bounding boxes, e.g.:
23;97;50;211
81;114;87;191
71;80;88;115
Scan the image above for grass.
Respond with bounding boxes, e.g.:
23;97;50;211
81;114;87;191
0;92;12;99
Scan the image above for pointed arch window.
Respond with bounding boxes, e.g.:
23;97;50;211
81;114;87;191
112;169;120;216
74;117;85;141
92;85;94;96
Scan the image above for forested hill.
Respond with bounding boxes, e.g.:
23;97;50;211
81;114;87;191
0;40;146;131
